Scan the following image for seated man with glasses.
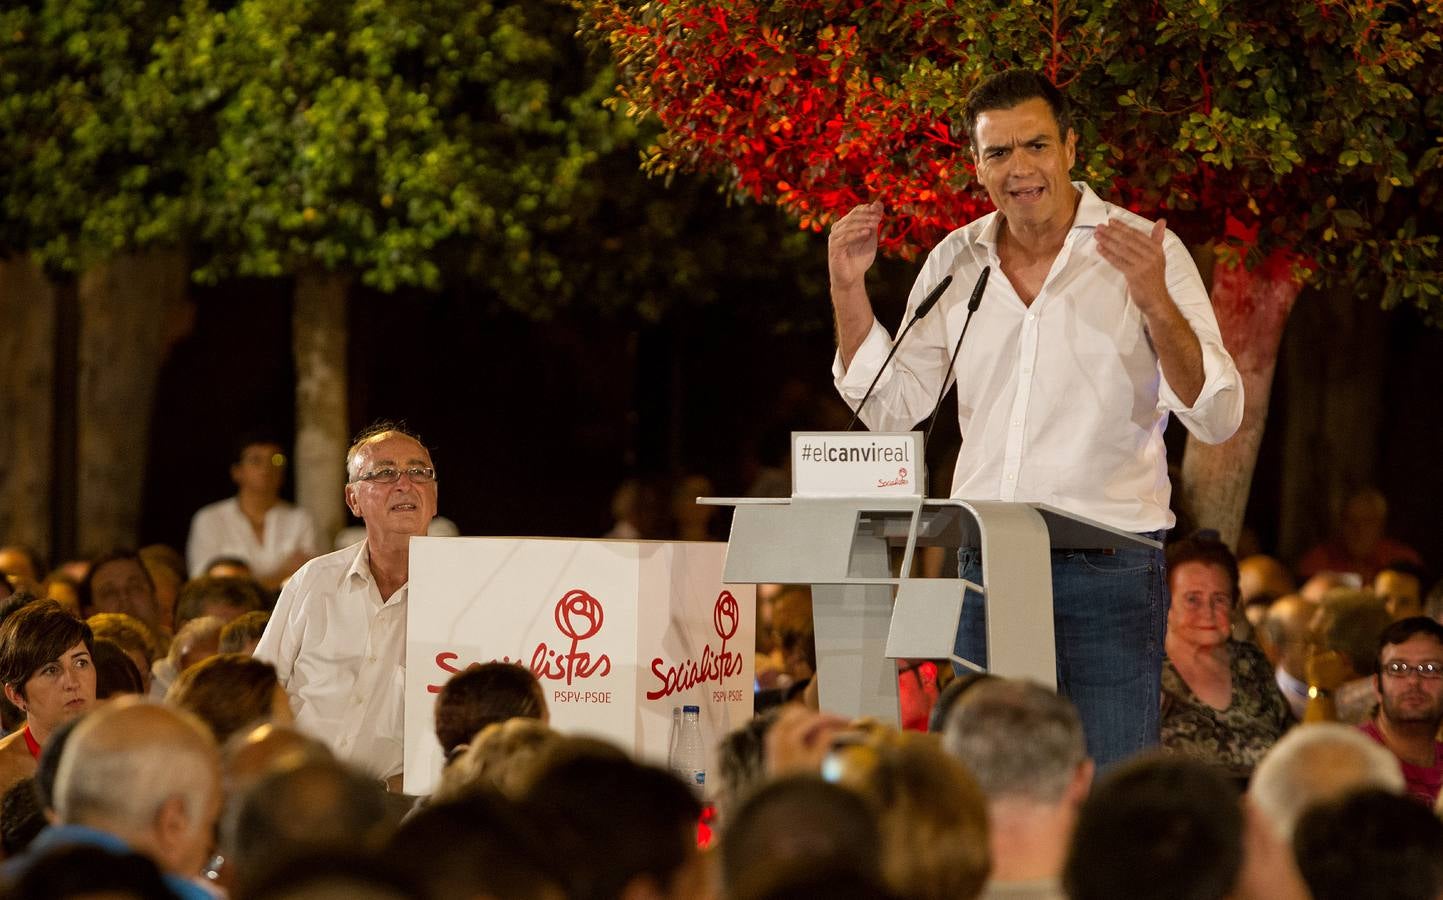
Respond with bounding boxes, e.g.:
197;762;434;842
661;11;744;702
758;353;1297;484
1360;616;1443;805
254;422;438;792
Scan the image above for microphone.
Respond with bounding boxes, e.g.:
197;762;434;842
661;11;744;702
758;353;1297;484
846;275;954;430
921;266;990;459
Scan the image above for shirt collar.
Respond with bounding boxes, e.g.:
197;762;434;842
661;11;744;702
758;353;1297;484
344;540;374;587
977;181;1105;248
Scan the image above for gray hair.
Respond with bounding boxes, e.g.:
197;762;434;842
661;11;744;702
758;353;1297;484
1249;722;1404;841
344;421;427;481
55;700;218;833
942;678;1086;804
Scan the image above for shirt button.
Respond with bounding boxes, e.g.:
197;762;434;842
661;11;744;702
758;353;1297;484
1011;420;1021;427
1027;314;1036;321
354;697;363;705
1022;367;1032;374
1006;473;1015;481
368;656;377;663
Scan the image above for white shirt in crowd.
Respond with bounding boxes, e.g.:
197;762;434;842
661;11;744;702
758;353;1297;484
834;182;1243;534
252;541;407;781
185;497;318;578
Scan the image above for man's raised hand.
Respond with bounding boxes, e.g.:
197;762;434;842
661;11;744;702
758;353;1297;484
828;201;884;289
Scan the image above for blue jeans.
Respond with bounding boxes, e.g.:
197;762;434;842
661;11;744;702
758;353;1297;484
954;532;1168;771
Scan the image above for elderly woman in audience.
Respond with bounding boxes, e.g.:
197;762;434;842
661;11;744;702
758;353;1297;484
166;653;292;744
1161;532;1293;782
0;600;97;794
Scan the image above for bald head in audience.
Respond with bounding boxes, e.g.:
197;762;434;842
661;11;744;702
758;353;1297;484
54;699;222;879
1249;722;1404;841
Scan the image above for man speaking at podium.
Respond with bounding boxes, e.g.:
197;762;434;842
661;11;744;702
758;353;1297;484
828;71;1242;768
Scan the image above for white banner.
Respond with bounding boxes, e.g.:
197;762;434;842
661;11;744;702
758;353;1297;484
405;538;754;796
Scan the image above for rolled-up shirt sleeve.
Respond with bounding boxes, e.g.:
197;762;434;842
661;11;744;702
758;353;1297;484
1155;235;1245;445
832;253;957;432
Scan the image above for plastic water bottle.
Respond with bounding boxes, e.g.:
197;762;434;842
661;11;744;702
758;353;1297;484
668;706;681;762
669;705;706;795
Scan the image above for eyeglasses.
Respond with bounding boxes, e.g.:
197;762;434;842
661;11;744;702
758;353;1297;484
1382;661;1443;679
352;466;437;485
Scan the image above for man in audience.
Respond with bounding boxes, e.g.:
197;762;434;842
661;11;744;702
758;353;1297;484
1375;561;1427;621
388;792;565;900
522;743;705;900
254;422;437;790
1248;722;1404;841
1304;589;1393;723
1293;789;1443;900
943;679;1091;900
1359;616;1443;805
81;551;166;638
1065;754;1306;900
1299;487;1422;582
1260;595;1318;720
14;699;221;900
721;775;884;900
221;758;396;896
433;661;548;763
186;435;319;589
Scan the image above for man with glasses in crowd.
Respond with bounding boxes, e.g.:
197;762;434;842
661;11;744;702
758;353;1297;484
254;423;438;792
1360;616;1443;805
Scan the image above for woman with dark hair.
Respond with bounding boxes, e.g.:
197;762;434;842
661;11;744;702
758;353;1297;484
0;600;97;795
1161;532;1292;781
165;653;292;744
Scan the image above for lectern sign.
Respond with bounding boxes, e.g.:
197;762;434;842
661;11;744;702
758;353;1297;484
792;431;925;497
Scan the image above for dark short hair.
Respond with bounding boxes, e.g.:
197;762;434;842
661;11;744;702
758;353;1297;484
79;550;152;614
10;843;174;900
721;775;883;900
1378;560;1429;586
388;792;563;900
34;716;86;811
167;653;282;744
1374;616;1443;678
91;639;144;699
1065;754;1242;900
1166;530;1240;603
963;70;1073;149
175;575;269;629
232;432;285;466
1;778;46;857
0;600;94;701
434;662;547;756
1294;789;1443;900
522;746;701;900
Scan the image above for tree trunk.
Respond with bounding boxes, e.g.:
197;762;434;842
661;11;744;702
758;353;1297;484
293;270;350;549
1179;247;1302;549
0;257;57;562
1275;284;1387;563
76;251;189;555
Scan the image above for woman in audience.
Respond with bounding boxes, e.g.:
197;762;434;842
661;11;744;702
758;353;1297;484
166;653;292;744
0;600;97;795
435;718;561;801
825;729;991;900
1161;532;1292;781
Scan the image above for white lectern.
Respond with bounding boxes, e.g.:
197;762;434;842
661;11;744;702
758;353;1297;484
705;495;1161;724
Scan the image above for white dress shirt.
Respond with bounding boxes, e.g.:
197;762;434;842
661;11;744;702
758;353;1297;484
186;497;318;578
253;541;408;780
834;182;1243;533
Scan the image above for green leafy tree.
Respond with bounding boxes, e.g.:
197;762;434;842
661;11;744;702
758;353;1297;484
581;0;1443;542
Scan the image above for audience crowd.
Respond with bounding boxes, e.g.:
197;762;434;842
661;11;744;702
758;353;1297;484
0;456;1439;898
